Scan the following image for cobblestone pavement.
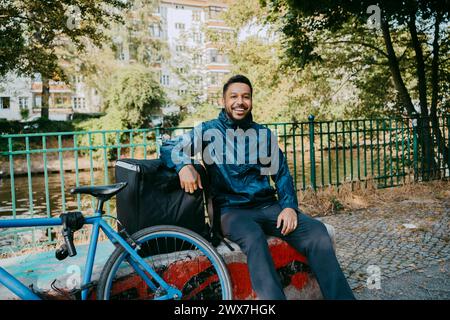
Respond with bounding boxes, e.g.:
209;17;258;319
319;202;450;294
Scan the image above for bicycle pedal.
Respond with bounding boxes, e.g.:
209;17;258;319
80;281;97;291
67;281;97;300
154;286;167;298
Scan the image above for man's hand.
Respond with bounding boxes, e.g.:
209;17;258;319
178;164;203;194
277;208;298;236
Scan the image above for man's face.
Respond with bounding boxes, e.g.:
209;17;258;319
222;82;252;121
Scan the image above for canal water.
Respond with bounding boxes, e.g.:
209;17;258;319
0;168;117;218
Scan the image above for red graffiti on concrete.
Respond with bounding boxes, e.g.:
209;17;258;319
106;240;312;300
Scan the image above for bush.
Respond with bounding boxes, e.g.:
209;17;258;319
72;112;104;122
20;108;29;120
0;118;77;152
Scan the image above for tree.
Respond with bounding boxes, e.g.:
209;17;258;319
263;0;450;176
102;65;166;130
202;0;361;124
58;0;167;115
76;65;166;159
0;0;129;118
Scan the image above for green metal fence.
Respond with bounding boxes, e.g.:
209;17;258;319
0;115;449;252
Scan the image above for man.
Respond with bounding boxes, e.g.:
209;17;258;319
160;74;355;300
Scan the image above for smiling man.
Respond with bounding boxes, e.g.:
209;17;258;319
160;75;355;300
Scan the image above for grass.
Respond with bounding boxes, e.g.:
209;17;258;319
298;179;450;217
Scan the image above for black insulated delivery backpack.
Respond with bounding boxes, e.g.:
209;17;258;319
115;158;210;238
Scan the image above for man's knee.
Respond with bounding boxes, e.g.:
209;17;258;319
235;229;268;254
309;219;334;251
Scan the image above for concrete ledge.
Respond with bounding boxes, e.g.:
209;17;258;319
217;222;335;300
0;223;335;300
216;237;321;300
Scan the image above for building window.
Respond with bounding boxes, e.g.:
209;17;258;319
72;97;85;109
208;73;220;86
175;23;185;30
72;97;85;110
193;76;203;85
178;89;187;96
193;53;202;64
209;49;228;64
115;43;126;61
56;97;64;106
220;53;229;64
160;74;170;86
149;24;161;38
193;32;202;43
210;49;218;63
0;97;10;109
177;67;186;74
34;96;42;108
175;45;186;52
208;6;224;20
192;11;201;21
175;5;184;9
19;97;29;109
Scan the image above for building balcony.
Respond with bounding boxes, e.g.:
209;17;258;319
31;82;72;93
206;64;231;71
205;20;230;28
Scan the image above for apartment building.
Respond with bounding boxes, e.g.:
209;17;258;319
0;0;232;121
0;73;101;121
156;0;232;108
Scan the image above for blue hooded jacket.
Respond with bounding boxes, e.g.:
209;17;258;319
160;109;299;213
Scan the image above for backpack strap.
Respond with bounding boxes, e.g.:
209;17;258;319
194;163;234;251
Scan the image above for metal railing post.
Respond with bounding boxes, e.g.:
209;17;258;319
412;118;419;181
155;125;162;157
308;115;316;191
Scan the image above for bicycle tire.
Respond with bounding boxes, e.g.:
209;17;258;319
96;225;232;300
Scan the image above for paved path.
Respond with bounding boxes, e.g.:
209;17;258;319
320;202;450;299
354;260;450;300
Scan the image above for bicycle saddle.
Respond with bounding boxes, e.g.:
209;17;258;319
70;182;128;200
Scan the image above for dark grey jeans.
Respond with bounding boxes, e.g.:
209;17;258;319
220;202;355;300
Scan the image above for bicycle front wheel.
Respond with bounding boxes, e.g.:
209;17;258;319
97;225;232;300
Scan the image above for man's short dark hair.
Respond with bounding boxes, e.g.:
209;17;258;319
222;74;253;97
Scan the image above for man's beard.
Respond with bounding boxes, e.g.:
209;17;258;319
225;105;251;123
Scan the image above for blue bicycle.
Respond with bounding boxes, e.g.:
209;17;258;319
0;182;232;300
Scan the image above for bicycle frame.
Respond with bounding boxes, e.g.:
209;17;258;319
0;210;182;300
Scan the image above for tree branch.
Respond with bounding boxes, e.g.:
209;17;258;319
322;40;388;58
397;47;410;63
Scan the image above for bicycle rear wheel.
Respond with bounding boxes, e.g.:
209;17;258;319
96;225;232;300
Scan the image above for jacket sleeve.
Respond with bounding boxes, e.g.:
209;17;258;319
268;131;299;211
159;124;203;173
